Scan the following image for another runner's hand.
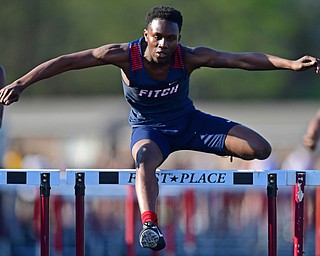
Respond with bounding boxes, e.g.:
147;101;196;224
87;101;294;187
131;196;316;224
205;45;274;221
304;133;318;151
0;84;22;105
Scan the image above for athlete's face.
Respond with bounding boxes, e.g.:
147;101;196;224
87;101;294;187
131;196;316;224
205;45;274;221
144;19;181;64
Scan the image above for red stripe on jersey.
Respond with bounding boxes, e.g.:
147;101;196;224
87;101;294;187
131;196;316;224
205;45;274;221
130;44;143;71
173;45;185;69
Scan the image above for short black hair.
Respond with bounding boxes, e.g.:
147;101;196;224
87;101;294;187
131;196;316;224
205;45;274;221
146;6;183;32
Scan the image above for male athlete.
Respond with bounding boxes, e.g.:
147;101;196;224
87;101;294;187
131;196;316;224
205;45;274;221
0;6;319;251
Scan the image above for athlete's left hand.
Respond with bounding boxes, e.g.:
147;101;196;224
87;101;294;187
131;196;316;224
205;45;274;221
292;56;320;73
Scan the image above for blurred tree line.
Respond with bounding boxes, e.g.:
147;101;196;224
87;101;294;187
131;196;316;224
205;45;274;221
0;0;319;100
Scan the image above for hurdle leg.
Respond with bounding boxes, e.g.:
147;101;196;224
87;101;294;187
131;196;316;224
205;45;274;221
125;185;135;256
293;172;306;256
75;172;85;256
184;189;196;251
267;173;278;256
316;187;320;256
40;173;51;256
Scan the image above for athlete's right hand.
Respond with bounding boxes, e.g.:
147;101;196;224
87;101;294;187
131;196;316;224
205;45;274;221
0;84;22;105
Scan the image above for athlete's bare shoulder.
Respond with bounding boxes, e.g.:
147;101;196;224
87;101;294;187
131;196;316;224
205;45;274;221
181;45;220;73
93;43;130;69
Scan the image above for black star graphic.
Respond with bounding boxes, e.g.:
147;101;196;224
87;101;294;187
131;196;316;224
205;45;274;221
170;175;178;182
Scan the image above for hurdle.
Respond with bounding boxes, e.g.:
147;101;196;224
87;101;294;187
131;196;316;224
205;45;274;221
0;169;60;256
65;169;313;256
0;169;314;255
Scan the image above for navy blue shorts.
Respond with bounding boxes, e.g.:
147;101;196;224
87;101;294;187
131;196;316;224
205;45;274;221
130;110;238;161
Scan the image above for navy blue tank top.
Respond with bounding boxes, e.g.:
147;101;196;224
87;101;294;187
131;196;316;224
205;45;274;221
122;37;195;127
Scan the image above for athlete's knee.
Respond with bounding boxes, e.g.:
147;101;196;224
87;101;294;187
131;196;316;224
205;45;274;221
253;140;272;160
134;144;162;169
135;145;147;169
231;138;272;160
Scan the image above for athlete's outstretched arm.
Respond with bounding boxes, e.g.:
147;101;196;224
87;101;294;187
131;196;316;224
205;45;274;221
185;46;320;73
0;43;128;105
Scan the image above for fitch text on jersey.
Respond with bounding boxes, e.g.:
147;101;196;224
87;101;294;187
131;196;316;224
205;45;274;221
138;84;179;98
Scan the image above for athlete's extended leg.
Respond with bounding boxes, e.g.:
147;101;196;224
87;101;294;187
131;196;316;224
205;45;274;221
225;124;272;160
131;139;166;251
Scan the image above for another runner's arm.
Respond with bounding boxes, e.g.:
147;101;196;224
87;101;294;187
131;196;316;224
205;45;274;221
304;110;320;151
184;46;319;73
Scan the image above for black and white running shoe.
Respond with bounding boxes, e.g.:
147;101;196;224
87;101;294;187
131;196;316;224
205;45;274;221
139;221;166;251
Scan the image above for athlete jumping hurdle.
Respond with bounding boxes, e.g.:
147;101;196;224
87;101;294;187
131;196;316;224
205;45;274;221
0;5;319;252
